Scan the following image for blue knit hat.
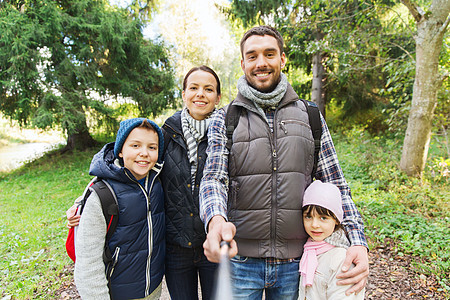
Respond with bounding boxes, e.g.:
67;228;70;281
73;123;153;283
113;118;164;161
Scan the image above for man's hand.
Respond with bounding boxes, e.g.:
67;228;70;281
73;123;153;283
203;216;238;263
336;245;369;296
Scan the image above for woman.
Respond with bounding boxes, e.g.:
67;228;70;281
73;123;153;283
161;65;220;300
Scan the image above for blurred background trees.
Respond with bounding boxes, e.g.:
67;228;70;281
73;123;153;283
0;0;175;151
0;0;448;177
223;0;449;177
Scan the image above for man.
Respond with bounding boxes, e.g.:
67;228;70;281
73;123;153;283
199;25;369;299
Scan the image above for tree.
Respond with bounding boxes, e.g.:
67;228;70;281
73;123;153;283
0;0;175;151
156;0;241;105
225;0;401;121
399;0;450;176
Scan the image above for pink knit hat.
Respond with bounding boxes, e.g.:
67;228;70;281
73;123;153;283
303;180;343;223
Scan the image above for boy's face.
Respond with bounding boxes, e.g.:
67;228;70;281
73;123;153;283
119;127;159;180
303;210;338;242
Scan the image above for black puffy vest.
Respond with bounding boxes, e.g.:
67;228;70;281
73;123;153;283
161;111;207;248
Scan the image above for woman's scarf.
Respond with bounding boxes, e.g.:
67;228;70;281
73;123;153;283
237;73;288;110
181;108;214;187
299;239;335;287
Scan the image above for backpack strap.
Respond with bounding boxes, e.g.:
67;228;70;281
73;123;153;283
89;180;119;265
225;101;243;152
300;99;322;178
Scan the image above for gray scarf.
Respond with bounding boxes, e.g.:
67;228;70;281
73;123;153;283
237;73;288;110
181;108;214;188
324;228;351;249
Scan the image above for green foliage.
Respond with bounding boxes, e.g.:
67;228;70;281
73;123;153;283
332;126;449;293
225;0;432;135
0;0;175;147
1;120;448;297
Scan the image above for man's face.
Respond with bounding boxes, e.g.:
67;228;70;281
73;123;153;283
241;35;286;93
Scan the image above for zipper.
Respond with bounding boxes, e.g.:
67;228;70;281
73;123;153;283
124;170;159;296
279;119;309;135
279;121;288;134
271;112;278;258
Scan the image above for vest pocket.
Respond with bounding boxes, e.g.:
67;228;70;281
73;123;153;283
279;119;310;135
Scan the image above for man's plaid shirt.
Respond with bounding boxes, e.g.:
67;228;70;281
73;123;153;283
199;107;368;248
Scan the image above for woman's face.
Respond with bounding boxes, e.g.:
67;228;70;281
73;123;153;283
182;70;220;120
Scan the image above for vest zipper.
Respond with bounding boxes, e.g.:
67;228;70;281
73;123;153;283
124;171;157;297
271;111;279;258
279;121;288;134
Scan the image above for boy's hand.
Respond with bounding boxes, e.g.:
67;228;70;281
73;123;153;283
203;216;238;263
336;245;369;295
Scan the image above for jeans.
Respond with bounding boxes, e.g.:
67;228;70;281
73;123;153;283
165;243;218;300
230;255;300;300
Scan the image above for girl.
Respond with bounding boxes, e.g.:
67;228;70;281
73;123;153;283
299;180;365;300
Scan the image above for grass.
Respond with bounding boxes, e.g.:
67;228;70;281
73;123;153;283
0;147;97;298
0;126;448;298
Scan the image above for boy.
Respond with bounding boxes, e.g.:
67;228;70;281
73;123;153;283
74;118;165;299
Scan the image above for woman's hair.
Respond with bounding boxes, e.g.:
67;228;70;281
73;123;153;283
182;65;221;96
303;204;343;231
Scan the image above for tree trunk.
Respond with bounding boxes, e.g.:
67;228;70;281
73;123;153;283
311;51;326;117
61;122;98;153
399;1;449;176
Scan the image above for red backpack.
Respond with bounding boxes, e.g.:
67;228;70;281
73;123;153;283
65;177;119;264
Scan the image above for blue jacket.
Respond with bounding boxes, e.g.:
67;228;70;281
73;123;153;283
89;142;165;299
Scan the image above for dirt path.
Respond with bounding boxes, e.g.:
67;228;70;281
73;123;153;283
55;244;447;299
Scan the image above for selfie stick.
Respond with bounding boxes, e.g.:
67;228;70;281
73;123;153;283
212;241;233;300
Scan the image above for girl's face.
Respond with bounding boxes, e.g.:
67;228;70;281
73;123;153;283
182;70;221;120
119;127;159;180
303;210;338;242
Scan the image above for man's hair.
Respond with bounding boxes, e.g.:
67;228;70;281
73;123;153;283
183;65;221;96
240;25;284;57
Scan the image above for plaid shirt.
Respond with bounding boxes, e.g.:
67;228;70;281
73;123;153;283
199;107;368;248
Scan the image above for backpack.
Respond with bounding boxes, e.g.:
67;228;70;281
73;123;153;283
65;177;119;265
225;98;322;176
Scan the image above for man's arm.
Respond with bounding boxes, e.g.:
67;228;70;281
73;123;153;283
199;109;238;262
314;114;369;295
315;114;367;247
